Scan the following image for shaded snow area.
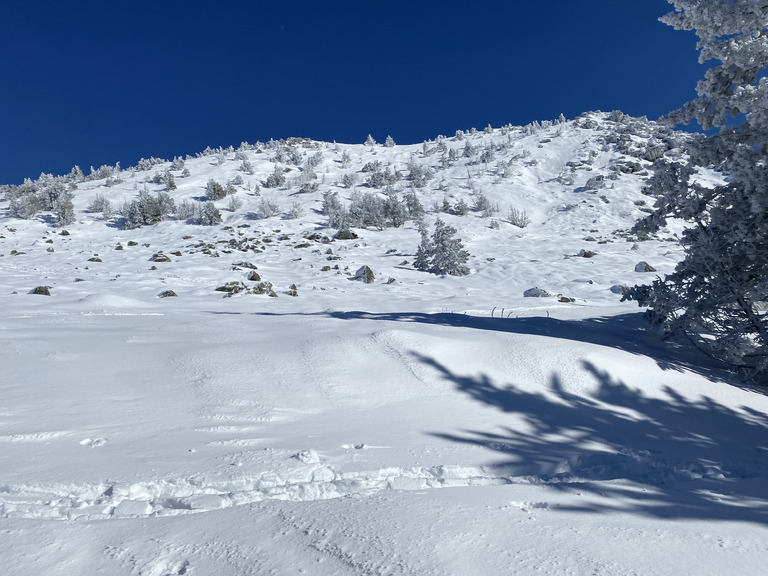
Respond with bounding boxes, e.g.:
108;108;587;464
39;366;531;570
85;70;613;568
1;113;767;574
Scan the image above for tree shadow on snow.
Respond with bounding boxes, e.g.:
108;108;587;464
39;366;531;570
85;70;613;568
319;311;736;384
417;352;768;525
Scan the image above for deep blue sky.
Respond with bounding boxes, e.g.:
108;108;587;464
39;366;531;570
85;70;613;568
0;0;702;184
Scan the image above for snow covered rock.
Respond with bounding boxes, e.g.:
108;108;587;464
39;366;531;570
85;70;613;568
634;261;657;273
150;252;171;263
524;287;553;298
293;449;320;464
585;175;605;190
354;265;375;284
112;499;153;517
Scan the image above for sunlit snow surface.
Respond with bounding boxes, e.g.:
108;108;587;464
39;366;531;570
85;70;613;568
1;114;766;575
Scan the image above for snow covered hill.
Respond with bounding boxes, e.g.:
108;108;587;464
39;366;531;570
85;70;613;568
1;111;697;311
1;112;767;576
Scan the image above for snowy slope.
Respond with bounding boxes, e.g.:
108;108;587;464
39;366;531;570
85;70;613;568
1;113;767;575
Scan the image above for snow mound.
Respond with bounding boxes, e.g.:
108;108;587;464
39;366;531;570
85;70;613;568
76;293;158;311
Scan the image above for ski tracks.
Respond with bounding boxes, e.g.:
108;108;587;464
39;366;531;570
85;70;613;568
0;462;519;521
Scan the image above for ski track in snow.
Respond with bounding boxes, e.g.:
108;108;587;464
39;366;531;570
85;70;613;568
0;464;515;521
0;431;74;442
1;449;758;522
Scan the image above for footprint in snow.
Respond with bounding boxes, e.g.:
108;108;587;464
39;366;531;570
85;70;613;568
80;437;108;447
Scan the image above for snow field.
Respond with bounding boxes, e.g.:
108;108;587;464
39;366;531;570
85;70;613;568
2;114;768;574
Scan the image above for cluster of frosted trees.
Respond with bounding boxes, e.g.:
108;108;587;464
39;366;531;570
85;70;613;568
625;0;768;380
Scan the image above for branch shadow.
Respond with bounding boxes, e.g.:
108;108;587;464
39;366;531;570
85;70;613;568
318;310;736;384
416;352;768;524
234;310;749;386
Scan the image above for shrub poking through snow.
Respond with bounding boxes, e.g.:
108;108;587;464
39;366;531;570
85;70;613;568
508;207;531;228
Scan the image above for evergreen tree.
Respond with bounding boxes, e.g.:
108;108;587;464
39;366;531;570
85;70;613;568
10;193;41;219
413;219;433;272
414;218;470;276
195;202;222;226
155;191;176;218
430;218;470;276
404;189;425;219
37;181;65;211
206;179;226;201
408;163;433;188
265;164;286;188
348;191;386;229
384;187;407;228
68;165;85;182
624;0;768;378
322;190;347;229
124;200;144;230
54;189;76;226
124;189;164;229
341;173;357;189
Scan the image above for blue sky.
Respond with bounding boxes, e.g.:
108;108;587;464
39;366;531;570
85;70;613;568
0;0;702;184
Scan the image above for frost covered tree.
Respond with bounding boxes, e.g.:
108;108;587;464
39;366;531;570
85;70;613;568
265;164;286;188
206;179;227;201
408;163;433;188
258;198;280;219
414;218;470;276
7;180;41;219
404;189;425;219
384;187;407;228
624;0;768;379
413;219;433;272
37;180;66;211
54;189;75;226
124;189;170;229
430;218;470;276
156;191;176;218
176;199;195;221
322;190;347;229
87;193;113;219
348;191;386;229
341;173;357;189
195;202;222;226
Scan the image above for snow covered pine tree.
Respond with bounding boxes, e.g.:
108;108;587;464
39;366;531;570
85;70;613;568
415;218;470;276
624;0;768;380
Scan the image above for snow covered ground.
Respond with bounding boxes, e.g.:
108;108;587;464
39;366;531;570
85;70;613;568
1;113;767;575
